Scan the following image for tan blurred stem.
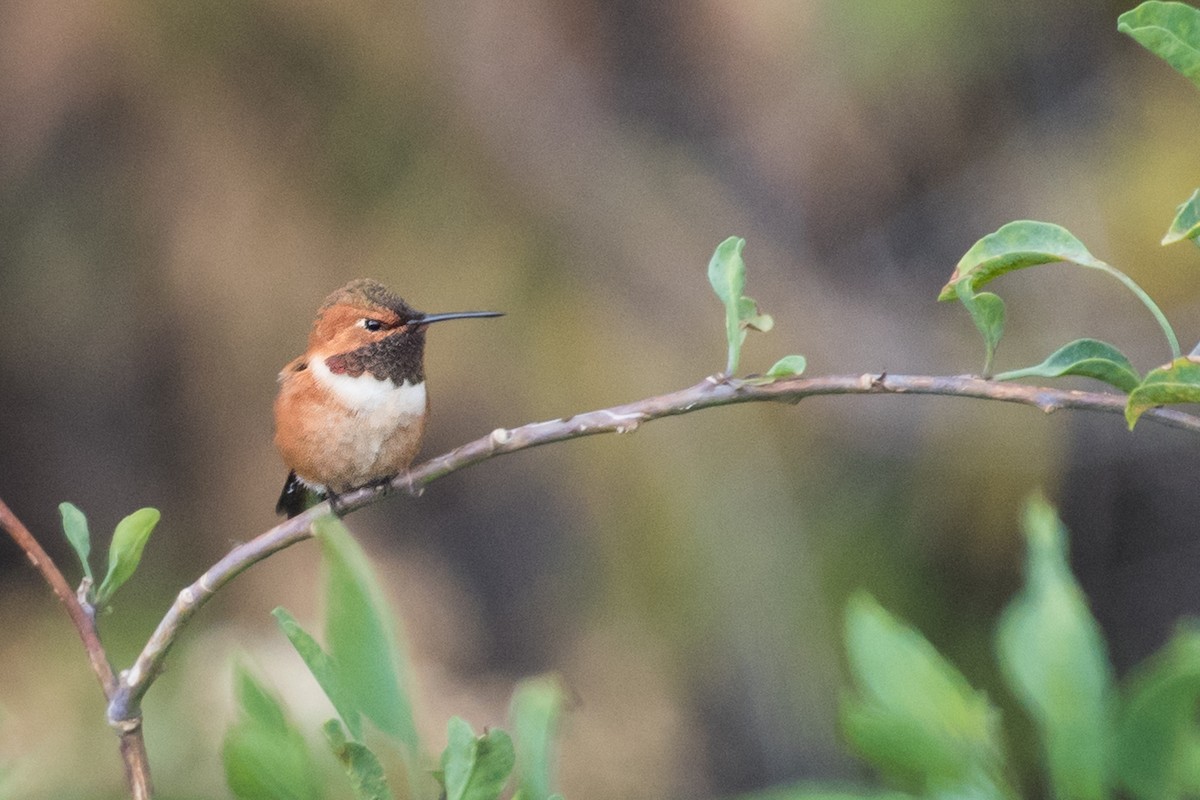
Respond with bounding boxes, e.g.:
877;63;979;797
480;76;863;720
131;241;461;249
0;498;154;800
108;371;1200;730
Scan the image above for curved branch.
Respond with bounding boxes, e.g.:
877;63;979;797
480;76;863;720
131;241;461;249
108;372;1200;724
0;499;154;799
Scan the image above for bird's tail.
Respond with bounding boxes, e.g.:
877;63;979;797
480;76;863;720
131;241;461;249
275;471;324;518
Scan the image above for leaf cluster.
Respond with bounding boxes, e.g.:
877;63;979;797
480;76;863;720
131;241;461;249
741;497;1200;800
58;502;161;609
702;0;1200;422
934;2;1200;427
708;236;805;381
222;517;567;800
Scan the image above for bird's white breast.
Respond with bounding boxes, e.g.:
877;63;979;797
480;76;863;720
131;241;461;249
311;356;427;418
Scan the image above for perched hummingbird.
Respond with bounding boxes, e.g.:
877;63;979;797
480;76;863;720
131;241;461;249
274;278;502;517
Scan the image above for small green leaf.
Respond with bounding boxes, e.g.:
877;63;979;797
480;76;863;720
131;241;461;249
1125;356;1200;428
1163;189;1200;245
273;607;362;741
708;237;775;375
996;495;1115;800
58;502;93;583
993;339;1141;393
841;593;1009;797
764;355;808;380
708;236;746;309
323;719;393;800
441;717;516;800
956;286;1005;376
223;664;320;800
1118;2;1200;90
95;507;160;605
737;295;775;333
315;516;418;753
510;675;566;800
942;220;1180;364
709;236;747;374
1116;622;1200;800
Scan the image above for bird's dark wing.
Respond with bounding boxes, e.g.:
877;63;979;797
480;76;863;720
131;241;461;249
276;471;322;518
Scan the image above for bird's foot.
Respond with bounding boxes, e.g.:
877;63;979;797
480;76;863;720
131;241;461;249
327;490;349;517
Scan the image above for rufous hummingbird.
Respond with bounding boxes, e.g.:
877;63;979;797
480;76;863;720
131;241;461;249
274;278;502;517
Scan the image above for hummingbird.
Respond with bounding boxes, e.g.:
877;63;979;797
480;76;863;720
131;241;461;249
274;278;502;518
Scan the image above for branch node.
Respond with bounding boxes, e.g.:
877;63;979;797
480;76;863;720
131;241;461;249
109;714;143;735
403;472;424;497
76;579;95;616
125;661;144;688
489;428;513;447
198;571;216;594
599;409;645;434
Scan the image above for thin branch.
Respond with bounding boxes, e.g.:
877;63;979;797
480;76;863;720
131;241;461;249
118;729;154;800
108;513;316;722
0;498;115;695
0;499;154;799
107;371;1200;725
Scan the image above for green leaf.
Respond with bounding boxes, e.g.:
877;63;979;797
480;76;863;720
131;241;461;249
993;338;1141;393
1163;189;1200;245
273;607;362;741
737;295;775;333
941;221;1179;365
315;516;418;754
938;220;1109;301
95;507;160;605
323;719;393;800
709;237;746;319
1125;356;1200;428
956;285;1006;376
841;593;1009;797
222;664;320;800
996;495;1115;800
707;236;775;375
764;355;808;380
1118;2;1200;90
510;675;566;800
1116;622;1200;800
441;717;516;800
58;502;93;583
709;236;746;375
941;221;1094;373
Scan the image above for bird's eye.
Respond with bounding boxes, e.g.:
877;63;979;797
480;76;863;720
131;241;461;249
361;318;385;332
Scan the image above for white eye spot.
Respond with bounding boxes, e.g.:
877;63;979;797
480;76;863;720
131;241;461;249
360;318;385;332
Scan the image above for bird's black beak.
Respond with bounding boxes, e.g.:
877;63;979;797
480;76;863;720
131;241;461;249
415;310;505;325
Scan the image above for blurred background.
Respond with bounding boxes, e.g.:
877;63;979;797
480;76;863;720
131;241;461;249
4;1;1200;797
